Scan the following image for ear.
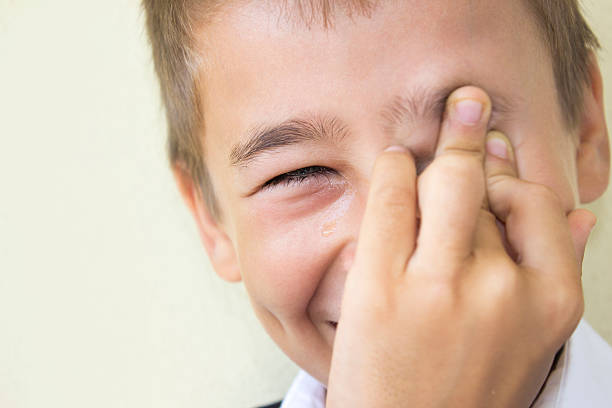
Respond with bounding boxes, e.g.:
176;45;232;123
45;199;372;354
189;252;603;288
172;163;242;282
576;51;610;203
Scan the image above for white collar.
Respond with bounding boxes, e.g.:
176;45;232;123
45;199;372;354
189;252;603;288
281;320;612;408
280;370;326;408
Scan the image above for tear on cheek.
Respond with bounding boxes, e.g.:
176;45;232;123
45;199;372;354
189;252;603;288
321;220;337;237
319;188;356;238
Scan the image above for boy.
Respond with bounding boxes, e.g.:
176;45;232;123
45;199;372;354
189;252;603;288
143;0;612;406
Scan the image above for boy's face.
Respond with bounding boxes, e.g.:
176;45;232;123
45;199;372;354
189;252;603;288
190;0;605;384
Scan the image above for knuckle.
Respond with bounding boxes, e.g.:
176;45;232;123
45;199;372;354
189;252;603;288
441;137;486;157
486;172;509;193
483;266;520;307
523;183;562;208
410;253;463;284
427;154;484;187
486;171;522;199
464;263;521;323
542;282;584;336
416;275;460;312
409;256;462;295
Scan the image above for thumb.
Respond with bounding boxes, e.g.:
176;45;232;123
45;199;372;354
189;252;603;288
567;209;597;271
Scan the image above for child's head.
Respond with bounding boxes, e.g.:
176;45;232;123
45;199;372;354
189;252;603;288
144;0;609;384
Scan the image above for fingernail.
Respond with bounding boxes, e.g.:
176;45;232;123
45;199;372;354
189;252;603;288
453;99;484;125
486;137;508;160
486;131;511;160
384;145;408;153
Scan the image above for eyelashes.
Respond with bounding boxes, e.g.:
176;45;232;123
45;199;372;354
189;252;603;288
260;158;431;192
262;166;337;190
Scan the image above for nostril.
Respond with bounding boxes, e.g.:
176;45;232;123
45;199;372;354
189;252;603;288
327;321;338;329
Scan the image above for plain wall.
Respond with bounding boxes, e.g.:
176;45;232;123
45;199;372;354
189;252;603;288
0;1;610;407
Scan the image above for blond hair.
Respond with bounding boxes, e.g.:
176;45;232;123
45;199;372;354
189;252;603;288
142;0;600;219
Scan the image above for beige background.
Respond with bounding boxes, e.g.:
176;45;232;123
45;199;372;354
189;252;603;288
0;1;610;407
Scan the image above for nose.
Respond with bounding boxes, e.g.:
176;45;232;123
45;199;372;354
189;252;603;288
309;240;358;324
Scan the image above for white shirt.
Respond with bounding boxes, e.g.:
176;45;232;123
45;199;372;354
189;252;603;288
280;320;612;408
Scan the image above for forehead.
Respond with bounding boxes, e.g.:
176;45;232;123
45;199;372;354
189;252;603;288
199;0;553;169
261;0;379;28
230;0;532;34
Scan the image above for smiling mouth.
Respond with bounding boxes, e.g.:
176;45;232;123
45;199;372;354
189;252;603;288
327;321;338;330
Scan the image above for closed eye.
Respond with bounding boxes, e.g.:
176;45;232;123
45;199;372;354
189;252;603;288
262;166;337;190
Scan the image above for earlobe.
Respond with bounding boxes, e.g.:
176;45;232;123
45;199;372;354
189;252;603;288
576;51;610;203
172;163;242;283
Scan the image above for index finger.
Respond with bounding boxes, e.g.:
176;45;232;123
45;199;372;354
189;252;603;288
353;146;418;281
417;86;492;261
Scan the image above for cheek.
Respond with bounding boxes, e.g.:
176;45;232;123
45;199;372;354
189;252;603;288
233;206;337;319
233;183;358;313
230;181;362;330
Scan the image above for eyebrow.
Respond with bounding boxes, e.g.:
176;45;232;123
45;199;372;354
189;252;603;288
230;115;350;167
229;85;516;167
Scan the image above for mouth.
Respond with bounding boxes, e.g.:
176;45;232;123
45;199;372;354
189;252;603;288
326;320;338;330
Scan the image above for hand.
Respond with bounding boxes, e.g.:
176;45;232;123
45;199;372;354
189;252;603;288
326;86;595;408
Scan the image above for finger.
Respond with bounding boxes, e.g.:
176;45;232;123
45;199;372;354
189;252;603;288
473;209;506;253
474;131;517;255
417;86;492;261
484;130;517;182
485;131;577;275
567;209;597;272
484;130;519;225
354;145;418;280
481;130;516;211
434;86;492;158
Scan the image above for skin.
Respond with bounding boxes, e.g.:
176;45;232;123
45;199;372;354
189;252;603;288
173;0;610;402
325;88;596;407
